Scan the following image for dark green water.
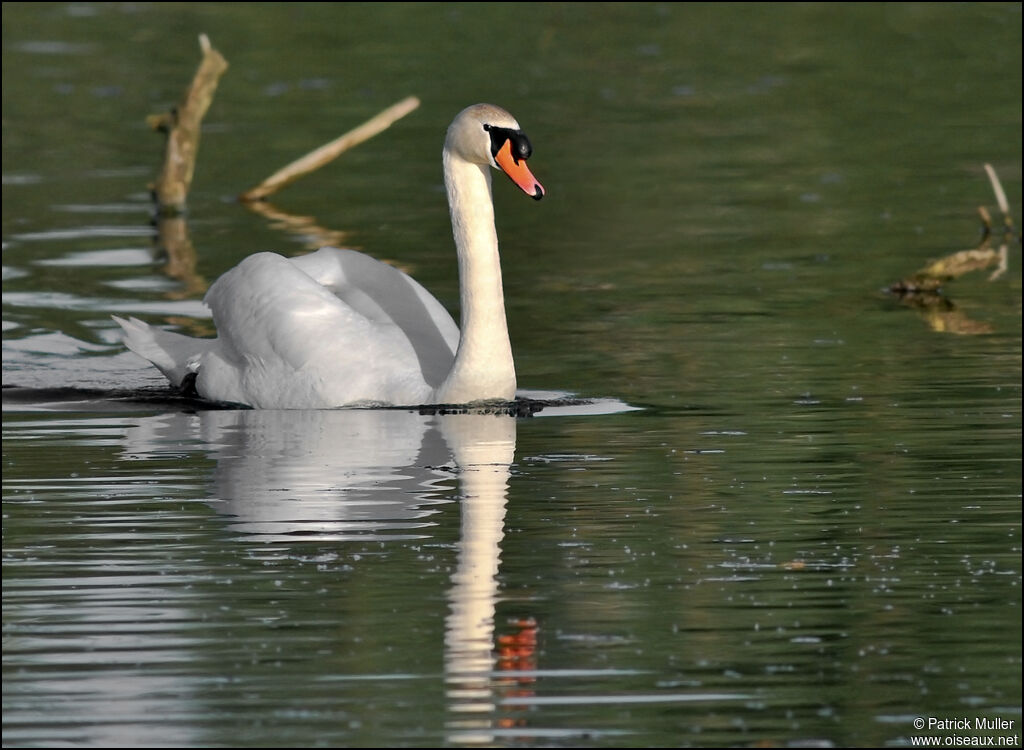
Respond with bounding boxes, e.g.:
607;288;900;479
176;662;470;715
3;3;1021;747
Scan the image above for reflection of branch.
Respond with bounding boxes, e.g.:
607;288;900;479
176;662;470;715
155;215;207;298
239;96;420;202
919;304;994;335
148;34;228;214
241;199;352;251
887;284;994;335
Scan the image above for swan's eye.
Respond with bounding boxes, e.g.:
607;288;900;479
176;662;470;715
484;125;533;164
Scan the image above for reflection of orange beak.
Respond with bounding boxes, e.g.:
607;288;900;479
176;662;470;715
495;140;544;200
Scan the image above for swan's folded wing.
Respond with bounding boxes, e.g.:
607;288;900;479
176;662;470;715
203;252;371;372
289;247;460;387
202;250;460;397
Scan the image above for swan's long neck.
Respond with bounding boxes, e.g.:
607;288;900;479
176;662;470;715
434;150;516;404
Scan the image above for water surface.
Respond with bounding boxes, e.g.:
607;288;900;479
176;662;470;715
3;3;1021;747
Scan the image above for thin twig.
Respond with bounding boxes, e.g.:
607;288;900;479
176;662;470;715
977;205;992;242
983;162;1019;241
988;244;1008;282
984;163;1010;215
240;96;420;202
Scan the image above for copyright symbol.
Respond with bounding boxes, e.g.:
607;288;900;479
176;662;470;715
914;718;925;730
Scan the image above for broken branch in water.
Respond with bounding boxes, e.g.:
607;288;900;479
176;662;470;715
886;163;1019;334
148;34;228;215
889;163;1017;294
239;96;420;202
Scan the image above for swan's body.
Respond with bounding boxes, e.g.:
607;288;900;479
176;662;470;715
115;104;543;408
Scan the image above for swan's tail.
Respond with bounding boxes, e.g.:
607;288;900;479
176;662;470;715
113;315;210;387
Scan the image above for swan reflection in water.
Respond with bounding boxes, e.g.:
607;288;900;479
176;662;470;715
122;405;534;742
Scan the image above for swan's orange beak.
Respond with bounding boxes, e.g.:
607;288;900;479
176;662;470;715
495;139;544;200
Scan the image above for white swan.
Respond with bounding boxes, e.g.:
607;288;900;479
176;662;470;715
114;103;544;408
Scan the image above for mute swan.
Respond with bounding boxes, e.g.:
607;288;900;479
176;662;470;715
115;103;544;408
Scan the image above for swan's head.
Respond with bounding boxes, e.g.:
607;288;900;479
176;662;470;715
446;104;544;200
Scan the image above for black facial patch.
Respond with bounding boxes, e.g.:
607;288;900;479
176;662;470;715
484;124;533;163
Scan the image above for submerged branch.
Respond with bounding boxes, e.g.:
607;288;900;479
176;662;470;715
239;96;420;202
149;34;228;214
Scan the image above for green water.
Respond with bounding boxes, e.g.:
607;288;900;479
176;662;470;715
3;3;1021;747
